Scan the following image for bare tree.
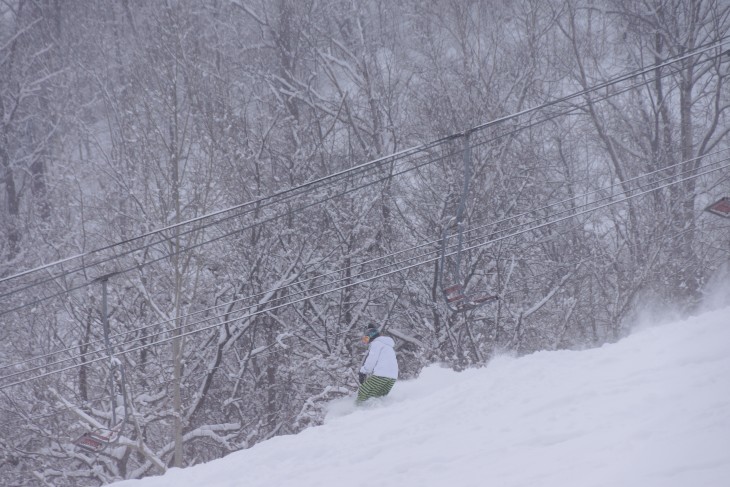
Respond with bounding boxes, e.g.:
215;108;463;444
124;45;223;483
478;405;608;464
556;0;730;313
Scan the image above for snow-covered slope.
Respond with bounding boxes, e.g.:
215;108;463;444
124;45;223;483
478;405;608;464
114;307;730;487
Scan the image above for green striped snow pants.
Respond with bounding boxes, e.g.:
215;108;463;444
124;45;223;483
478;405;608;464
357;375;396;403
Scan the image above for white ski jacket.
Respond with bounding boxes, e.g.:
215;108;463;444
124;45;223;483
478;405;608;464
360;336;398;379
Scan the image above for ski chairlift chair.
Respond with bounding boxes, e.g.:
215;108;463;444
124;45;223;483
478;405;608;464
74;274;129;454
74;423;124;453
441;282;498;312
74;361;129;453
438;214;499;312
437;131;499;313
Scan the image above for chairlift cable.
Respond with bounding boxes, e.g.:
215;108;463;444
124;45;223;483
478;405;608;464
1;37;725;298
2;146;727;381
1;41;726;374
0;51;708;318
1;160;727;391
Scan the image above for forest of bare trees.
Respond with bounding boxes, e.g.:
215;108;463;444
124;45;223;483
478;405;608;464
1;0;728;485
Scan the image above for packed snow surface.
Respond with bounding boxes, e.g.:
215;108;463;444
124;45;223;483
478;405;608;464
115;307;730;487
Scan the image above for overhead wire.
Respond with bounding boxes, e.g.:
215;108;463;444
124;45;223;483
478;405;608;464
0;142;460;317
0;196;724;440
1;57;728;382
1;37;726;310
460;150;730;244
0;44;715;319
0;135;444;286
0;201;712;434
1;158;727;392
3;94;725;383
0;37;716;388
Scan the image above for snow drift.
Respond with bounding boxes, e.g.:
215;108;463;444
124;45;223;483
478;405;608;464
114;307;730;487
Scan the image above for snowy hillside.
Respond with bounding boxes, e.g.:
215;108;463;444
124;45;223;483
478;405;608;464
114;307;730;487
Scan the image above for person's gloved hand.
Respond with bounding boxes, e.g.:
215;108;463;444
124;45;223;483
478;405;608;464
358;372;367;384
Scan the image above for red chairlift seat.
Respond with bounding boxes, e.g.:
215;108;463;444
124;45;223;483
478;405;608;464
705;197;730;218
74;425;122;453
442;282;498;312
443;284;466;303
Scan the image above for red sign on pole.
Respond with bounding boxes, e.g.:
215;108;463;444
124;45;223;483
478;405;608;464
705;197;730;218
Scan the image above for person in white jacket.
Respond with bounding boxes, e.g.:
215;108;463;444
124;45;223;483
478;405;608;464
357;325;398;402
